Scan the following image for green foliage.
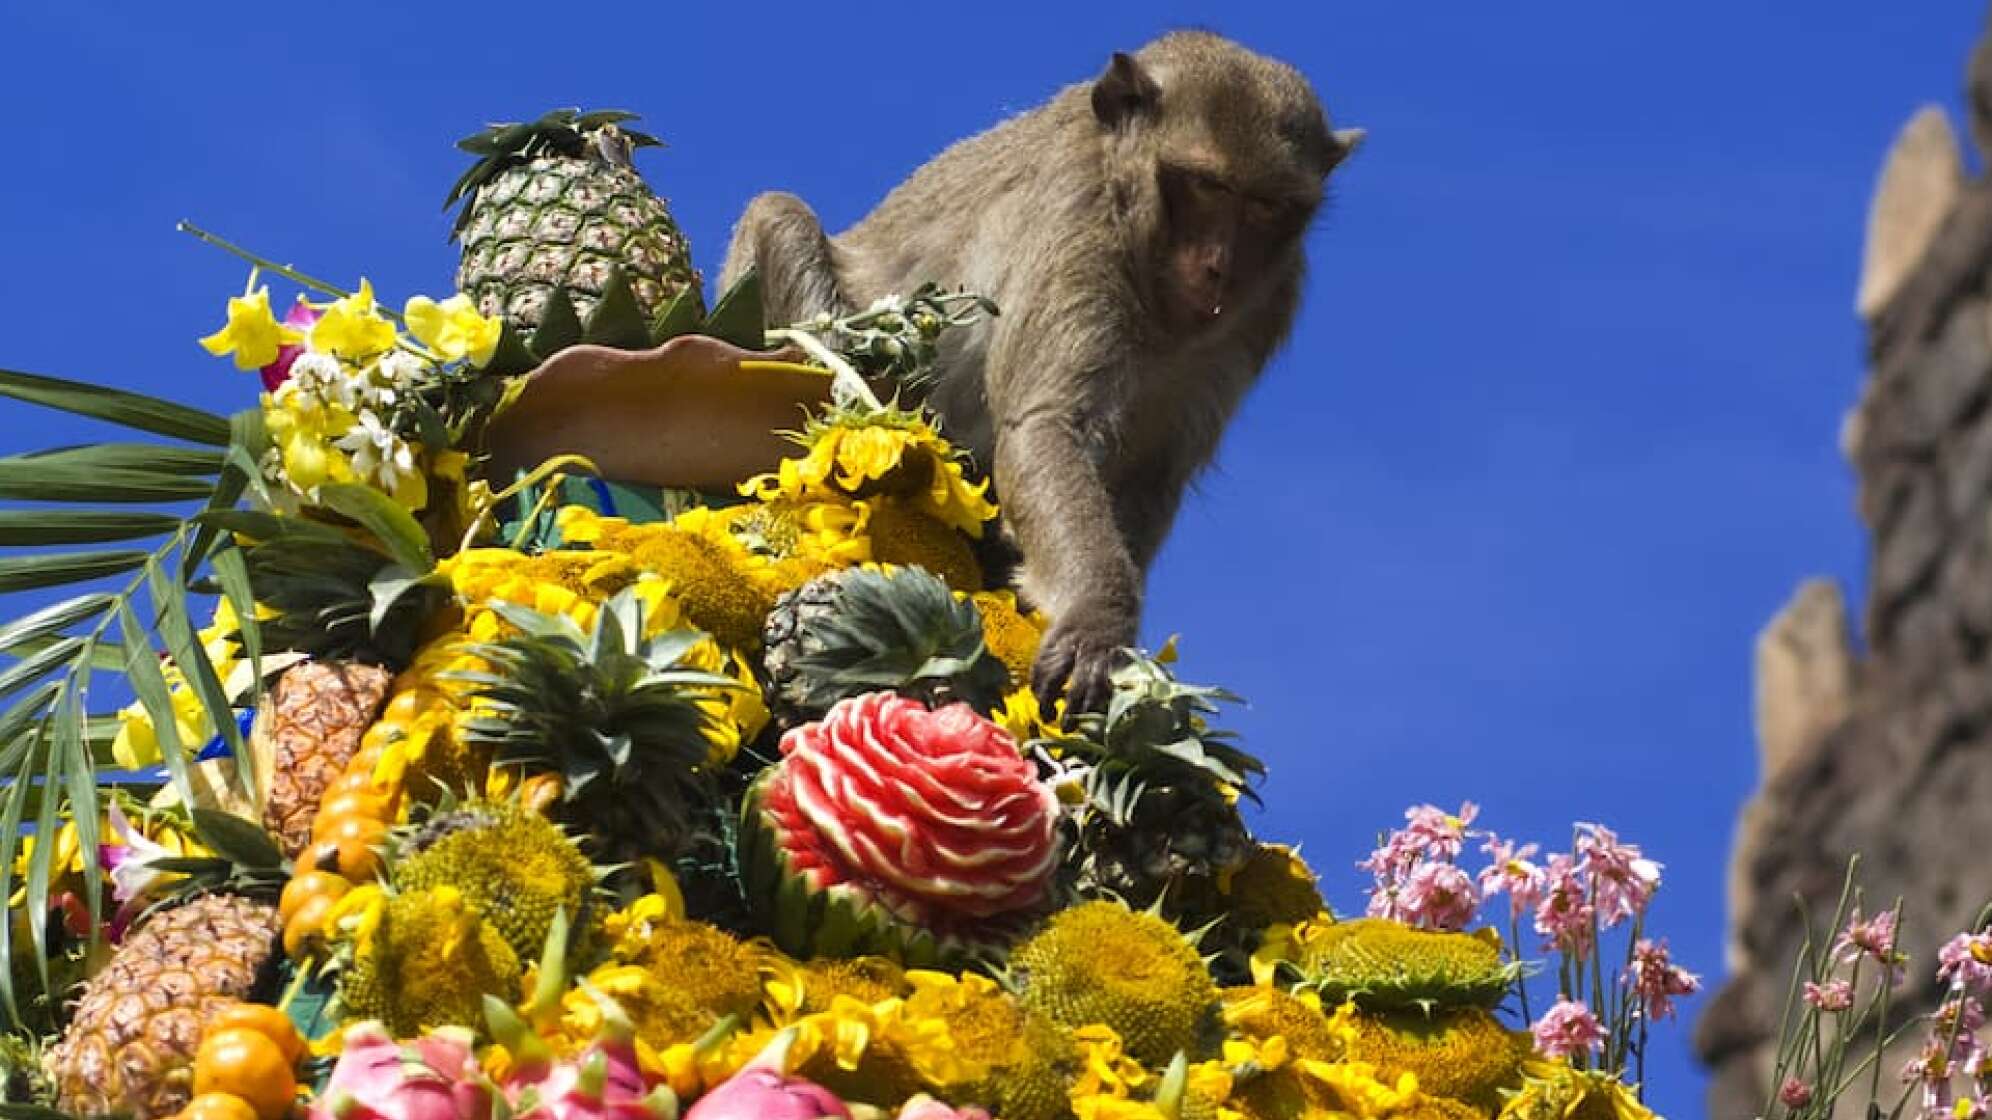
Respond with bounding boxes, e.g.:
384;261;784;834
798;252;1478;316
780;565;1009;719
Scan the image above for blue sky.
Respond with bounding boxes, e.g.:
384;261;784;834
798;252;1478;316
5;1;1989;1115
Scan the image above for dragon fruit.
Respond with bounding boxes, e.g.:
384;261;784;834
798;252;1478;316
312;1022;493;1120
486;985;678;1120
683;1031;848;1120
895;1096;991;1120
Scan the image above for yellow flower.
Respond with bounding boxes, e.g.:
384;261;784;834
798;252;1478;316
1495;1059;1655;1120
405;294;502;366
199;283;300;370
974;590;1047;688
743;412;998;538
1070;1023;1152;1100
311;279;399;360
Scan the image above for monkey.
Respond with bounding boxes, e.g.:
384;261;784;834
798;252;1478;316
721;30;1361;715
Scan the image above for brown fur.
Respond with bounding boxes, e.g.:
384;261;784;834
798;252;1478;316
722;31;1359;712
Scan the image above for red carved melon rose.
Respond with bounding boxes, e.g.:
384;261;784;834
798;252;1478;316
762;692;1059;924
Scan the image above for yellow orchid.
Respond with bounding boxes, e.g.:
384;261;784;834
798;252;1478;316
199;282;300;370
311;279;398;360
405;294;502;366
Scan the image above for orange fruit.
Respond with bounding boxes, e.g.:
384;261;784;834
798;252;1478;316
308;814;387;865
278;872;350;924
282;893;338;959
206;1002;307;1065
180;1092;261;1120
382;689;439;723
194;1028;296;1120
315;788;397;826
297;829;383;882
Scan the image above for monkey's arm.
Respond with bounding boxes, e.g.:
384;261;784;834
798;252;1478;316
988;319;1142;715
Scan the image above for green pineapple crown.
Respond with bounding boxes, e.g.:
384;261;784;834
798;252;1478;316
781;565;1010;718
1043;653;1266;829
454;587;742;857
444;108;662;241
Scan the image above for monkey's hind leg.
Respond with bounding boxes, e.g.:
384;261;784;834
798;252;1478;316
720;191;851;325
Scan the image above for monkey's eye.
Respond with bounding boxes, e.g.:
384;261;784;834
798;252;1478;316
1243;196;1288;225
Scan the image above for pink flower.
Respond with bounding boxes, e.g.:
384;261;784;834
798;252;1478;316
1803;980;1855;1012
1624;938;1701;1021
1778;1077;1813;1109
1939;932;1992;994
261;299;323;391
1397;860;1480;931
1477;833;1545;919
1358;802;1478;881
1531;998;1608;1060
1835;908;1905;984
1574;822;1661;927
1533;853;1596;960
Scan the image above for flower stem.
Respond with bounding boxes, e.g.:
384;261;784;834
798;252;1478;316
176;220;405;323
765;326;883;411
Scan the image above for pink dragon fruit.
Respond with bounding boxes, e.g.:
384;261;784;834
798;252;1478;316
312;1021;493;1120
682;1031;848;1120
487;987;678;1120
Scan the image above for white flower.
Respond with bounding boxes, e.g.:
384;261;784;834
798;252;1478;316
335;410;417;493
375;349;426;390
866;294;905;314
287;351;361;411
104;801;176;904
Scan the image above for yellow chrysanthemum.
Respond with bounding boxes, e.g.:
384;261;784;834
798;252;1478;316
743;412;998;537
1495;1059;1655;1120
1070;1023;1153;1101
199;283;302;370
310;279;398;361
766;956;910;1022
705;995;972;1109
904;970;1030;1071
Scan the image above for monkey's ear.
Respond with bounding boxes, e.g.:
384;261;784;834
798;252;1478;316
1092;51;1161;128
1325;126;1366;172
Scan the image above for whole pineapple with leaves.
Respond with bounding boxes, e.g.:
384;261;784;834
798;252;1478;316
761;565;1010;727
42;892;280;1120
1046;654;1264;925
459;588;740;864
447;108;702;332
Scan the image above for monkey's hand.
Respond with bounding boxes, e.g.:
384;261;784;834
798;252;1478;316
1033;600;1137;718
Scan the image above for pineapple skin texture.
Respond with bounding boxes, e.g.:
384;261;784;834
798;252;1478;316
260;661;394;858
43;894;280;1120
456;155;702;330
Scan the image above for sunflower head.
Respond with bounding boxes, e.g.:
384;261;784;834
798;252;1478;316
745;406;998;537
1011;901;1222;1067
1282;918;1519;1012
1221;986;1343;1062
334;885;523;1038
973;590;1048;688
607;916;766;1023
1345;1006;1529;1112
1221;845;1326;932
864;498;983;591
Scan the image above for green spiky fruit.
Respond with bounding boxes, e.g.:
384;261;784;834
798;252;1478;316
392;802;599;966
447;108;701;332
761;565;1009;727
1295;918;1520;1011
460;588;741;864
1044;654;1264;926
1345;1007;1530;1112
1009;901;1220;1067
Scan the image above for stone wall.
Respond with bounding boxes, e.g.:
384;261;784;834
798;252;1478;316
1695;17;1992;1116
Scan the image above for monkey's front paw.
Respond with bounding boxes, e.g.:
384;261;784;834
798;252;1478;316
1032;614;1133;718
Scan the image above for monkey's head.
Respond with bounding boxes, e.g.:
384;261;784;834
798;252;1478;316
1091;31;1361;333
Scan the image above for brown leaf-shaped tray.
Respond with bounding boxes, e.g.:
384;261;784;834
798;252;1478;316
481;335;835;492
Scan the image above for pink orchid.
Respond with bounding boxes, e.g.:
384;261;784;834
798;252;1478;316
1939;932;1992;994
1803;980;1854;1012
261;299;324;391
1531;998;1607;1060
1477;833;1545;919
100;800;176;906
1624;938;1701;1021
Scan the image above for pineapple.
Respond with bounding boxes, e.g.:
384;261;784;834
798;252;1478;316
761;565;1009;727
1048;655;1265;933
258;660;394;857
447;108;702;331
43;893;280;1120
459;588;740;864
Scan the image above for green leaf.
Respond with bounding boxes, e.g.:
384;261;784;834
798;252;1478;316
0;368;232;445
211;545;262;712
185;408;266;572
198;508;354;548
580;267;652;351
0;549;149;593
649;287;702;343
0;1102;82;1120
704;269;766;350
0;510;182;546
25;708;62;995
147;560;251;801
531;287;584;359
11;442;224;475
0;461;216;502
317;483;434;573
56;679;103;941
482;322;540;378
0;717;38;1025
5;634;123;671
117;601;197;812
0;592;114;652
0;639;84;704
191;808;284;869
